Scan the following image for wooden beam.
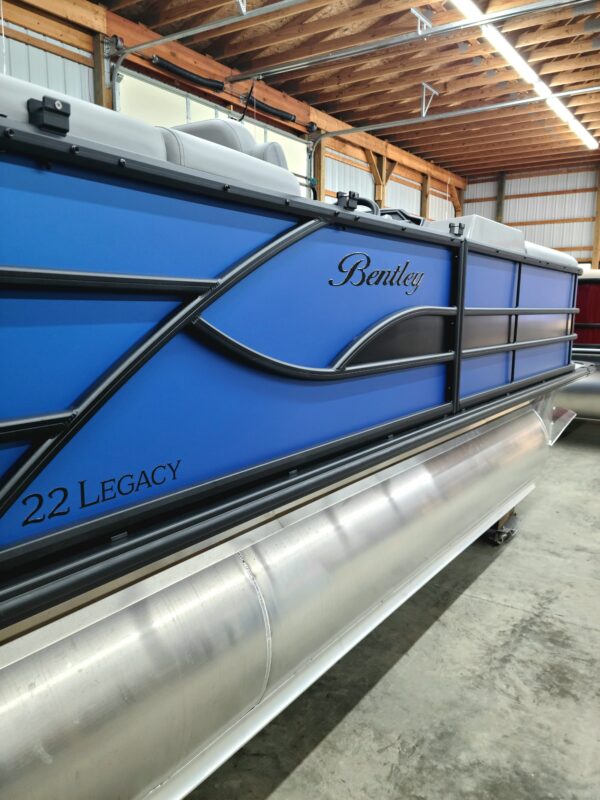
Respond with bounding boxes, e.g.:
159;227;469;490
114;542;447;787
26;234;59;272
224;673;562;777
501;2;599;34
364;149;384;205
2;24;93;66
213;0;432;60
93;34;112;109
516;19;596;49
314;140;326;202
21;0;106;32
185;0;331;46
148;0;230;29
282;41;494;98
421;174;430;219
2;0;93;51
412;128;579;159
528;39;600;63
538;53;600;76
236;13;418;73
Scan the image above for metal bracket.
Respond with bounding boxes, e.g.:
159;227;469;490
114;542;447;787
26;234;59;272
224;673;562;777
410;7;432;35
236;0;247;13
421;81;439;117
486;510;518;546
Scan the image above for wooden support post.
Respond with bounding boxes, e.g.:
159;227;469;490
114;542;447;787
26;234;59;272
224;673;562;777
313;139;326;202
449;184;462;216
496;172;506;223
365;151;401;207
420;174;431;219
92;34;112;108
591;169;600;269
365;149;384;206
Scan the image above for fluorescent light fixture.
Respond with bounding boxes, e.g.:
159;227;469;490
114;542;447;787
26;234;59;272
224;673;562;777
450;0;599;149
533;81;552;99
547;95;572;123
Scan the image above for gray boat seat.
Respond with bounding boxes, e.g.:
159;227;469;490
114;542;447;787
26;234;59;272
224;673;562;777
175;118;289;169
0;74;301;197
0;74;167;161
159;125;300;196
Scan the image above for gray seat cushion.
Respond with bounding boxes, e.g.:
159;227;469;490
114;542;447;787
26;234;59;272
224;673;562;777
160;126;301;196
175;119;290;169
0;74;167;161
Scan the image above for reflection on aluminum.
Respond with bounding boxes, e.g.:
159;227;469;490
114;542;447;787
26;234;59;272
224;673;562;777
0;406;553;800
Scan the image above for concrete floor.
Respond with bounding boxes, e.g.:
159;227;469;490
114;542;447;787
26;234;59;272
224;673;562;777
190;421;600;800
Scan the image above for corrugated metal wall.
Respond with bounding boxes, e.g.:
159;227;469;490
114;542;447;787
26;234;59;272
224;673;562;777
386;176;421;214
325;150;374;201
464;170;597;264
324;154;454;220
3;23;93;101
429;193;455;221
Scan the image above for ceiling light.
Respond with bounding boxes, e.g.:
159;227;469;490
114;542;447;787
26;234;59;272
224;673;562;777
450;0;598;150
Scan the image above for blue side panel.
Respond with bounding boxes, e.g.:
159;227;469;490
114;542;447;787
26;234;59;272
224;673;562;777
519;265;574;308
0;293;179;419
514;342;570;381
203;227;453;367
0;334;447;548
0;155;296;278
0;442;28;480
465;253;517;308
460;353;511;398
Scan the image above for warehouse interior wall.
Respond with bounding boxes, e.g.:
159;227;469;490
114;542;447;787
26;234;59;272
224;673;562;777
465;170;599;267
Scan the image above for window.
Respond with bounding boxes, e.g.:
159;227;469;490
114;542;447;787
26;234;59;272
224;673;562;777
117;70;310;191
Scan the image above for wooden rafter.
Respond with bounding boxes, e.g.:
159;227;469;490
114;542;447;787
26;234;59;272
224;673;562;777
104;0;600;178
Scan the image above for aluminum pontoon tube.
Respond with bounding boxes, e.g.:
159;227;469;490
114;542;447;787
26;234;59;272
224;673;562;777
0;405;552;799
555;354;600;421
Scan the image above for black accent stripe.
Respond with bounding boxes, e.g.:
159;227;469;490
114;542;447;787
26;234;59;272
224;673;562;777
332;306;456;369
0;219;324;519
191;318;454;379
0;412;73;443
0;266;220;294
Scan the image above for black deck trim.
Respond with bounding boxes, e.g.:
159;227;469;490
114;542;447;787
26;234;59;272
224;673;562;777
0;412;73;443
190;316;455;380
0;368;584;628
